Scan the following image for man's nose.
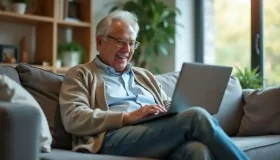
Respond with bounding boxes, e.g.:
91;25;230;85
121;42;131;52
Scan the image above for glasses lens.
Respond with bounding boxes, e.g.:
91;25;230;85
116;40;126;47
134;41;140;49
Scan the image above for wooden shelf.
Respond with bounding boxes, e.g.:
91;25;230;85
0;63;17;68
0;11;54;24
0;0;93;74
57;20;91;28
56;67;70;73
0;63;53;71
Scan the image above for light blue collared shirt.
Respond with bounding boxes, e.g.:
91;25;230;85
94;56;156;113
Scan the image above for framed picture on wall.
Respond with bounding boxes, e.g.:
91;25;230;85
0;44;19;63
0;0;6;11
64;0;81;22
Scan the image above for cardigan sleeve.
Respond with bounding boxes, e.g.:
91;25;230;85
59;66;125;136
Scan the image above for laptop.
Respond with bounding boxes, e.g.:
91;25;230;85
130;62;232;125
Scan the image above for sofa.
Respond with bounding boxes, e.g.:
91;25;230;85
1;63;280;160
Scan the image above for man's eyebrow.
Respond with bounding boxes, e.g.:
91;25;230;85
116;37;136;41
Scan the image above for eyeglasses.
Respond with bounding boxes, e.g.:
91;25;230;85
106;35;140;49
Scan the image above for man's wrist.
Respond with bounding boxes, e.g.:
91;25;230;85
123;112;130;125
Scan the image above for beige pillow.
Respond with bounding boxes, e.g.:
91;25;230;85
238;86;280;136
0;75;52;152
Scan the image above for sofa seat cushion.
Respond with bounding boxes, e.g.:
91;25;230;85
232;135;280;160
40;149;157;160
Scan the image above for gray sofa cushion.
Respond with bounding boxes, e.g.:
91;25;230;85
213;76;244;136
155;72;179;98
238;86;280;136
40;149;157;160
232;135;280;160
15;63;72;150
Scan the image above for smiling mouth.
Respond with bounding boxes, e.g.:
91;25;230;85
116;55;127;59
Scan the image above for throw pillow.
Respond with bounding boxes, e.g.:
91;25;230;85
238;85;280;136
0;75;52;152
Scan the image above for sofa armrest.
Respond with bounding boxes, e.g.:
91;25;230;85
0;102;41;160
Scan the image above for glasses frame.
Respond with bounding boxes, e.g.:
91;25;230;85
106;35;140;49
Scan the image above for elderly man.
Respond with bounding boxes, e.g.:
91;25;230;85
59;11;249;160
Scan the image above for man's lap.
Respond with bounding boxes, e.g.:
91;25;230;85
99;107;214;158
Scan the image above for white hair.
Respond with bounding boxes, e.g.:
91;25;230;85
95;10;139;37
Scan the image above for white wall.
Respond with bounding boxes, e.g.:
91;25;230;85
174;0;195;71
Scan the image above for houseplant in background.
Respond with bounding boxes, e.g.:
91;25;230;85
10;0;27;14
235;66;263;89
109;0;181;73
58;41;85;67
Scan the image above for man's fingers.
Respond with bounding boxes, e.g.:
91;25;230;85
157;104;167;112
144;108;160;115
143;105;166;113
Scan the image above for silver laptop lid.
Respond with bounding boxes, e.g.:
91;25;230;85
170;62;232;114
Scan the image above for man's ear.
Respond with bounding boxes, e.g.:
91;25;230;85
96;36;103;48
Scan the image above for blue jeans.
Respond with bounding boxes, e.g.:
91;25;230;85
99;107;249;160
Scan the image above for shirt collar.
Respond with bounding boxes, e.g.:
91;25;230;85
94;55;132;76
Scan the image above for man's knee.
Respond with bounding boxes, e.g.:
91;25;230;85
185;141;213;159
177;107;218;136
186;141;208;153
180;107;211;122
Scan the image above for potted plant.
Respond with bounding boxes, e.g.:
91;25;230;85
58;41;85;67
235;66;263;89
109;0;181;73
10;0;27;14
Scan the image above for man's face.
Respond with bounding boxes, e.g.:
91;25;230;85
96;20;137;73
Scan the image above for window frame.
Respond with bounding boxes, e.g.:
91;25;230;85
196;0;264;86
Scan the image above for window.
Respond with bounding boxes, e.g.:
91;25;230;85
264;0;280;86
204;0;251;73
200;0;280;87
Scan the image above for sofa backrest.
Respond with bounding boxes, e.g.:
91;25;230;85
213;76;244;136
3;63;244;151
0;66;21;84
156;72;244;136
14;63;72;150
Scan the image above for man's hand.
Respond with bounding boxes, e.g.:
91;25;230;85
123;104;167;125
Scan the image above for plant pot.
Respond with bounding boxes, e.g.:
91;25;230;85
11;3;26;14
62;51;81;67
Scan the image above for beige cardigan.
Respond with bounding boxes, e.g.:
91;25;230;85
59;60;171;153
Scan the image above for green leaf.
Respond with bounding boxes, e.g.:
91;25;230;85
158;43;168;56
235;66;263;89
161;10;170;19
168;37;175;44
57;41;85;63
